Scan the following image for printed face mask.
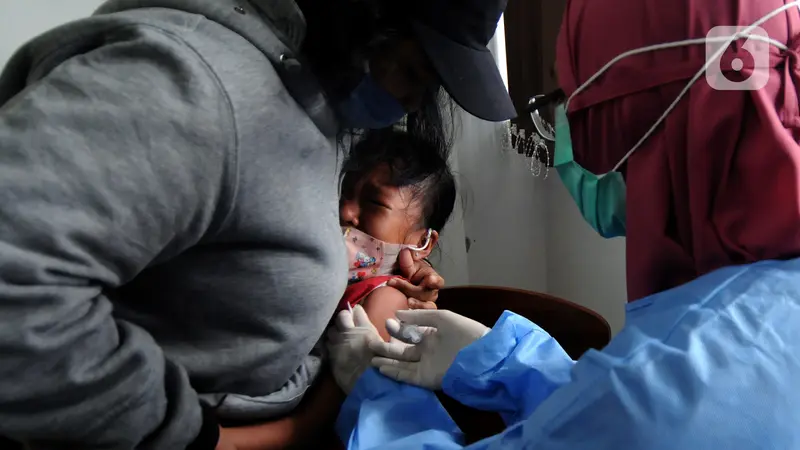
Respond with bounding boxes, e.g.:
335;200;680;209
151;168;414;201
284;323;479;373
334;74;407;130
343;227;432;283
549;2;794;238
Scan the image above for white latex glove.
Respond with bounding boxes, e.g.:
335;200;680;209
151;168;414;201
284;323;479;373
369;309;490;390
326;305;383;394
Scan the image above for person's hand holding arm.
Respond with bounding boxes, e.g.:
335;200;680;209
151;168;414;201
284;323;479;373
391;249;445;309
0;31;235;448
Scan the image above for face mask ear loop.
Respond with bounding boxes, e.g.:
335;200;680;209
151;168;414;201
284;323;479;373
407;229;433;252
609;1;797;173
560;1;798;173
567;35;788;113
565;38;711;112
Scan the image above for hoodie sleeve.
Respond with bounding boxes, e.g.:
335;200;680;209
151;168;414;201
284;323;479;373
0;26;235;449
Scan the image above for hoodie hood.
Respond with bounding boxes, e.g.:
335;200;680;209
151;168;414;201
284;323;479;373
95;0;339;136
96;0;306;57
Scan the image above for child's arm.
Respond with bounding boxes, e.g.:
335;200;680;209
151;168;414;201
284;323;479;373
360;286;409;341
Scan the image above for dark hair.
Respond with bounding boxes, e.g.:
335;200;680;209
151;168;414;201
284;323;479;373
296;0;456;157
341;128;457;233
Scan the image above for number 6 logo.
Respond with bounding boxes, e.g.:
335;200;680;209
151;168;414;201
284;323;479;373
705;26;771;91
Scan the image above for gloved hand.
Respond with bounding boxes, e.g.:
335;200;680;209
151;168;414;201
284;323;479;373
369;309;490;390
326;305;383;394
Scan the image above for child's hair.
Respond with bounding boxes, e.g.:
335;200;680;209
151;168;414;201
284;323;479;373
341;128;457;233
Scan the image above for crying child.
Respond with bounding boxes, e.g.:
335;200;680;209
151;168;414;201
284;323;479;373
338;128;456;340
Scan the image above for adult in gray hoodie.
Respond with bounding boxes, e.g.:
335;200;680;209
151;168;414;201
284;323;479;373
0;0;515;449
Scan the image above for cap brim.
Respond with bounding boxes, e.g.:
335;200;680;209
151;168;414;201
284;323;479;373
412;21;517;122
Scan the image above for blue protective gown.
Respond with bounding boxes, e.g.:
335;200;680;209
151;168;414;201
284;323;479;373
336;258;800;449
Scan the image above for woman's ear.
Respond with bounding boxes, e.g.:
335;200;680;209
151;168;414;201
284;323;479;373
413;229;438;260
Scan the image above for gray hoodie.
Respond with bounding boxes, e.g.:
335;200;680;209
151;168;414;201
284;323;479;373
0;0;347;448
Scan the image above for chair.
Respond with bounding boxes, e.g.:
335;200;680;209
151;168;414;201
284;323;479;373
434;285;611;444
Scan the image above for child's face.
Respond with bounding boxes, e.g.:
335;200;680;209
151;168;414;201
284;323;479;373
340;163;425;245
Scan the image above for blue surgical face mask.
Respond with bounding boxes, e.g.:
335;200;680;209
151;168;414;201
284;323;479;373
334;74;406;130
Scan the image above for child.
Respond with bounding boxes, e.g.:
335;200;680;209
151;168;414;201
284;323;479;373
203;128;456;431
338;128;456;340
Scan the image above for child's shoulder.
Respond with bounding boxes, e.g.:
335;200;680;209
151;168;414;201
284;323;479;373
340;275;404;310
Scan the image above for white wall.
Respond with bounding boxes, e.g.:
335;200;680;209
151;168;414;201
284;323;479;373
545;178;627;333
537;0;627;333
0;1;104;67
455;113;548;293
454;17;548;293
449;8;627;334
433;149;471;287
